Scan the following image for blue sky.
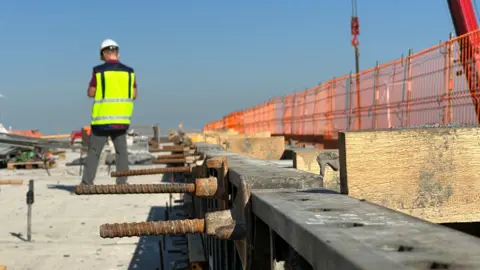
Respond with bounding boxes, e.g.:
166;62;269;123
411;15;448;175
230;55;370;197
0;0;462;133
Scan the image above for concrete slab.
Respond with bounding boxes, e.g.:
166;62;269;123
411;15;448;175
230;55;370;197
197;143;321;189
252;189;480;270
0;151;181;270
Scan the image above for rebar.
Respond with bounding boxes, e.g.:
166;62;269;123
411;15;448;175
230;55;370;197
152;158;186;164
149;145;187;153
75;183;195;195
111;166;191;177
157;154;185;159
99;219;205;238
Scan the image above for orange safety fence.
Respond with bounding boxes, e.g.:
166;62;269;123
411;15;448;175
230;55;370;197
204;30;480;139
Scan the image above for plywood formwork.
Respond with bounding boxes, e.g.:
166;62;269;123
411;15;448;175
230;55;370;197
338;127;480;223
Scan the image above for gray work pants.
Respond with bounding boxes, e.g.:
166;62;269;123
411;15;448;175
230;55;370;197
81;129;129;185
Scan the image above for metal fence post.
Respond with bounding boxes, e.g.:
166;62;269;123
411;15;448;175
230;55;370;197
445;32;454;124
302;89;308;135
372;61;379;129
313;83;321;136
346;72;353;131
290;92;296;135
401;49;412;127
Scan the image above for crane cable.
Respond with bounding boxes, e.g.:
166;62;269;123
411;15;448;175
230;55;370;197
351;0;360;47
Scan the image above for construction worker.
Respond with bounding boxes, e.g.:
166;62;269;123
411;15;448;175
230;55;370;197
80;39;137;185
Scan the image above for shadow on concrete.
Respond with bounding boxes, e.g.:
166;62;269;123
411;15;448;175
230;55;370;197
9;232;28;241
47;184;76;193
127;206;165;270
297;188;340;195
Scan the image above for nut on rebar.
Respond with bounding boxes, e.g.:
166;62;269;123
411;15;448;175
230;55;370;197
206;157;224;169
204;209;244;240
194;177;218;197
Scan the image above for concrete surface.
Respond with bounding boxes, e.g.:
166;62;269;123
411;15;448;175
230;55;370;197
0;150;181;270
252;189;480;270
197;143;321;189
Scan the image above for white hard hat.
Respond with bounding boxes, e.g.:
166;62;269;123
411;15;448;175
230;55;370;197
100;39;119;51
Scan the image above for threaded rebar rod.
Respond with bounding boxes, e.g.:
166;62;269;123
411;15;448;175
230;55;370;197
152;158;186;164
99;219;205;238
111;166;191;177
157;154;185;159
149;145;186;153
75;183;195;195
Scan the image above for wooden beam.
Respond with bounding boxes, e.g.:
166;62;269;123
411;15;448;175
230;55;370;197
339;127;480;223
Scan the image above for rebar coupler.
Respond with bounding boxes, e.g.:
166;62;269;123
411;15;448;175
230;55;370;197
111;166;191;177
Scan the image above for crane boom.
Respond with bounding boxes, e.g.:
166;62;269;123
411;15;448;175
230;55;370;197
447;0;480;123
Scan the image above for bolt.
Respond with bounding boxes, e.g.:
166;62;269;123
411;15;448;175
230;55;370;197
111;166;191;177
74;183;195;195
99;219;205;238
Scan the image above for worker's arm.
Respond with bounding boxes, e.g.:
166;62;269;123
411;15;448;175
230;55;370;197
87;71;96;98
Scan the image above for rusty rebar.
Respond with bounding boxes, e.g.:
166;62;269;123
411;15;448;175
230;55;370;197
157;154;186;159
152;158;186;164
111;166;191;177
99;219;205;238
75;177;218;197
149;145;188;153
75;183;195;195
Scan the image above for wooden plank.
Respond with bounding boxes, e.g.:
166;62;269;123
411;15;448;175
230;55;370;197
226;136;285;160
339;127;480;223
0;180;23;185
7;161;55;170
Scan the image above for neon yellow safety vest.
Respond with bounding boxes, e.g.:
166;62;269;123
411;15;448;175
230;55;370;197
90;62;135;126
